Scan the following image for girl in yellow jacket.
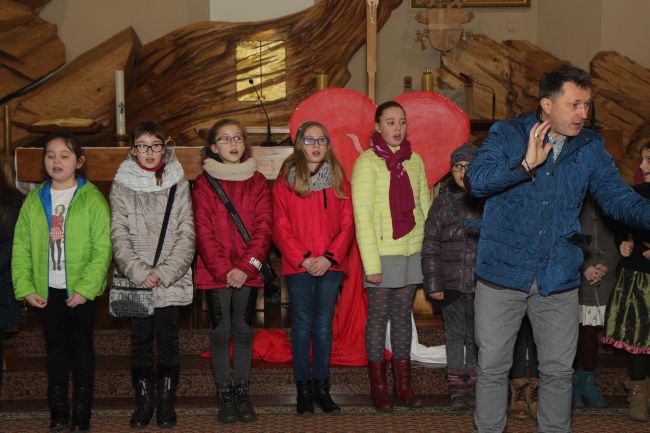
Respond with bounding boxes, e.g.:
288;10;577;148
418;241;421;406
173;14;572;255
351;101;431;412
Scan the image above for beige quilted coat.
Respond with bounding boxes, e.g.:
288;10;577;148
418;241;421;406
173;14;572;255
110;149;195;308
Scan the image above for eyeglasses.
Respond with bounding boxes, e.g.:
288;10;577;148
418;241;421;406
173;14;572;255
134;143;164;153
216;135;244;144
303;137;329;146
451;163;470;172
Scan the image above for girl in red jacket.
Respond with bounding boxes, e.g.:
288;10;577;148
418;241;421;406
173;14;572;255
273;121;355;415
192;119;273;424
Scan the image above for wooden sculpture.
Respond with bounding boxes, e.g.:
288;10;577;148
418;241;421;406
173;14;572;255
430;31;649;181
0;0;62;98
3;0;402;150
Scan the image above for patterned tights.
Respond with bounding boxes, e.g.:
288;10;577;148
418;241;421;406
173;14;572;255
365;285;416;361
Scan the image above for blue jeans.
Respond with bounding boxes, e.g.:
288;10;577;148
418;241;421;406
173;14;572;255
286;271;343;382
474;281;578;433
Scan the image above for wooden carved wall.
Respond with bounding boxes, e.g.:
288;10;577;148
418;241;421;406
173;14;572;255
0;0;62;99
432;32;650;181
3;0;402;150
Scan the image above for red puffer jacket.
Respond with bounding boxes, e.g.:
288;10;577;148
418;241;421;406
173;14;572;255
272;175;355;276
192;172;273;289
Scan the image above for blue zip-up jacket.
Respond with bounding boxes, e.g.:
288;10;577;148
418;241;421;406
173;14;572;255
466;112;650;296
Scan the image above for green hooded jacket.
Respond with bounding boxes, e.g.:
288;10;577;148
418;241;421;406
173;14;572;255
12;178;112;301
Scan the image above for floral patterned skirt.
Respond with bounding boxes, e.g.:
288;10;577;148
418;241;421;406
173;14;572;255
601;267;649;354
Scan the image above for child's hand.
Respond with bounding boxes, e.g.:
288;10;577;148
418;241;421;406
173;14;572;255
429;292;444;301
142;273;160;288
66;293;87;308
583;265;603;283
365;274;382;285
24;293;47;308
308;257;331;277
227;268;248;288
620;235;634;257
301;258;314;273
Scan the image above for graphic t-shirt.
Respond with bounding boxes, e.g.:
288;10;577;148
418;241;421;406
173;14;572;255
49;186;76;289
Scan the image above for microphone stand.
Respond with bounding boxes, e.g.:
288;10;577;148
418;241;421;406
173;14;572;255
459;73;496;119
248;79;276;146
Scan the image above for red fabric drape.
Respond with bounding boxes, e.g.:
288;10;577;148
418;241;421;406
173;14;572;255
251;241;368;365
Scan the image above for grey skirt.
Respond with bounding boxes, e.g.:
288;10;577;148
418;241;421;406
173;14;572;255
364;253;423;289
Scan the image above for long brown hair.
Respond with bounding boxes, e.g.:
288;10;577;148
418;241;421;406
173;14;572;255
280;121;347;198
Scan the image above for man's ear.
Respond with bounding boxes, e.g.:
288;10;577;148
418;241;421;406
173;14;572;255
540;97;553;115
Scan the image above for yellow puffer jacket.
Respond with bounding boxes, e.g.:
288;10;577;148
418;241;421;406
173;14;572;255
351;148;431;275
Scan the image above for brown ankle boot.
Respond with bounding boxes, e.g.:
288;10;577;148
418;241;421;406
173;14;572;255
367;360;393;412
525;378;539;420
391;358;423;408
509;378;529;420
629;380;648;422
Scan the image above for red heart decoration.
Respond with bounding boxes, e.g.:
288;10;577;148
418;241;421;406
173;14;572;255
290;88;470;186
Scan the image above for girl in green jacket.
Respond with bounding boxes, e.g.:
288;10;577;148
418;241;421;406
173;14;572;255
12;133;112;432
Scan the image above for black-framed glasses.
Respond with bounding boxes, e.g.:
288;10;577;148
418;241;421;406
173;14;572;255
451;163;470;172
303;137;329;146
216;135;244;144
134;143;164;153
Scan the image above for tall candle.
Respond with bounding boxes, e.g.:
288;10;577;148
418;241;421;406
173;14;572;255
115;70;126;135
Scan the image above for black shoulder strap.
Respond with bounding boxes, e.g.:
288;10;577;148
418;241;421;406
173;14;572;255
153;184;177;266
204;173;252;243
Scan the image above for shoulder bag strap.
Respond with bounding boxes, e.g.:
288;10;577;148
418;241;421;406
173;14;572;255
153;184;177;266
204;173;252;243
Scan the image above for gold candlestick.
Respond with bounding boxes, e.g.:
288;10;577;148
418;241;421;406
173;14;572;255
316;72;329;91
422;68;434;92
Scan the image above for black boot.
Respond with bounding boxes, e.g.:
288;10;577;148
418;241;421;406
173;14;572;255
296;380;314;415
233;381;257;422
129;367;155;428
48;384;69;431
69;386;92;432
217;382;238;423
156;364;179;428
313;379;340;414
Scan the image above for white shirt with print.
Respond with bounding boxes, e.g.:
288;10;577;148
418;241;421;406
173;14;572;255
48;186;76;289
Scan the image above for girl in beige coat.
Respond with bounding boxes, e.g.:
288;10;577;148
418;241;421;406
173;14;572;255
110;121;195;429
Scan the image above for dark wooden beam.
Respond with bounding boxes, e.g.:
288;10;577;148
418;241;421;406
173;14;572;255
15;145;293;182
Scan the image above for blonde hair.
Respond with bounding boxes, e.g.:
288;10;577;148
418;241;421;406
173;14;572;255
280;121;347;199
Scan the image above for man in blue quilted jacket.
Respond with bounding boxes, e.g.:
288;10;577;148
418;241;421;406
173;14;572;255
466;65;650;433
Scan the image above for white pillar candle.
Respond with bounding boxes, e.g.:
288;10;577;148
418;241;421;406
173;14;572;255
115;70;126;135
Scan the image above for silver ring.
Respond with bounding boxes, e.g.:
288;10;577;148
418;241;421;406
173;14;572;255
534;133;539;139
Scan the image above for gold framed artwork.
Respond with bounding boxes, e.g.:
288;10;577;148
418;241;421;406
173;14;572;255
411;0;530;8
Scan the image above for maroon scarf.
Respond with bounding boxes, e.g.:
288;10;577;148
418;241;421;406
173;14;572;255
370;132;415;239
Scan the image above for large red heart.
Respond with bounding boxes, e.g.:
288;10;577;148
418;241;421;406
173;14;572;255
289;88;470;186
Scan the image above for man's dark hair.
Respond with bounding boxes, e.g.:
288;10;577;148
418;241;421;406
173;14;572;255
539;64;591;100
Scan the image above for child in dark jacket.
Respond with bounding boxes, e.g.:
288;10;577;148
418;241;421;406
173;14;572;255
421;143;482;411
192;118;273;424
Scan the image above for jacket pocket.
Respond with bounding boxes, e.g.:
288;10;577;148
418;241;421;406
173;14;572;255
484;226;527;249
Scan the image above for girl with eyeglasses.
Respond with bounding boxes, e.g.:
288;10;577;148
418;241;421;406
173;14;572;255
421;142;483;411
273;121;355;415
110;121;195;428
192;118;272;424
351;101;430;412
